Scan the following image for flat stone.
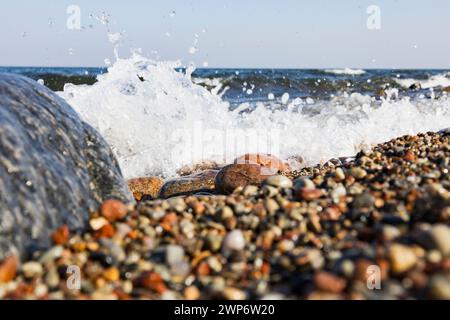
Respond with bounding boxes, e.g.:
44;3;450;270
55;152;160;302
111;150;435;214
158;170;218;199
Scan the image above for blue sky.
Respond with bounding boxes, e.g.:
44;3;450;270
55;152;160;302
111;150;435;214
1;0;449;68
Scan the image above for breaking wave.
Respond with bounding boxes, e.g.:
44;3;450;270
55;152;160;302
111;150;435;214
59;54;450;179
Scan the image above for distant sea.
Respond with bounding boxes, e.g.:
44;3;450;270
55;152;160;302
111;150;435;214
2;67;450;105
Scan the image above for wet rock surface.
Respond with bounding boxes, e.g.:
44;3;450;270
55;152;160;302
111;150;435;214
128;177;164;201
0;74;132;259
215;164;271;194
158;170;218;199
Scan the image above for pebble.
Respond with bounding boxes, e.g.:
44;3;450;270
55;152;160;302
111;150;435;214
350;167;367;179
314;271;347;293
22;262;44;278
352;192;375;209
215;164;268;194
0;256;17;283
100;199;128;222
243;185;259;196
428;274;450;299
334;168;346;181
166;197;187;213
223;230;246;251
45;268;60;288
184;286;201;300
261;185;279;197
103;267;120;282
166;245;185;267
99;239;126;263
331;185;347;203
381;225;401;242
297;188;324;201
264;198;280;215
51;225;70;245
429;224;450;257
222;287;247;300
264;175;293;189
293;178;315;190
388;244;417;274
89;217;109;231
39;246;64;264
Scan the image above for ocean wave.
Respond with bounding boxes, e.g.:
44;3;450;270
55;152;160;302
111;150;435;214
394;73;450;89
324;68;366;75
59;54;450;179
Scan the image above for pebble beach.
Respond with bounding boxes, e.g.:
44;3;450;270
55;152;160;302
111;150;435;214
1;129;449;300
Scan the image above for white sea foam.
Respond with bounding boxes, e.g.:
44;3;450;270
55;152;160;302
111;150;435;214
394;73;450;89
60;54;450;179
325;68;366;75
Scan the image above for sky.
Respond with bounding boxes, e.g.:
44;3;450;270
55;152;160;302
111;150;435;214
1;0;450;68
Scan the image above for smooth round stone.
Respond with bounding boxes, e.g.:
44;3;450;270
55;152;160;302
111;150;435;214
166;197;187;213
223;230;246;251
334;168;346;181
293;178;315;191
166;245;185;267
222;287;247;300
429;225;450;257
428;274;450;299
99;239;126;264
352;192;375;209
381;225;401;242
415;224;450;257
331;184;347;202
242;185;259;196
215;164;269;194
39;246;64;264
388;244;417;274
264;175;293;189
158;170;218;199
22;262;44;278
350;167;367;179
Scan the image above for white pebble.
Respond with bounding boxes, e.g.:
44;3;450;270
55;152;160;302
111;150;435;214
223;230;246;251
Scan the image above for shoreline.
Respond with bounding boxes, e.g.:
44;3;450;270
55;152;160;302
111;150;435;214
1;129;449;300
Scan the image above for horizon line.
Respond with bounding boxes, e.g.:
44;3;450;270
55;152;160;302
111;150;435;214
1;65;450;71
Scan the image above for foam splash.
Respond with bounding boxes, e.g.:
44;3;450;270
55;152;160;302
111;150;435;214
60;54;450;179
325;68;366;75
394;73;450;89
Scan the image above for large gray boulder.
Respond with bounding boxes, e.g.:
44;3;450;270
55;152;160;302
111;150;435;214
0;74;133;259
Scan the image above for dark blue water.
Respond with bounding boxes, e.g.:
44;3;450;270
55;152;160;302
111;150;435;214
1;67;449;104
